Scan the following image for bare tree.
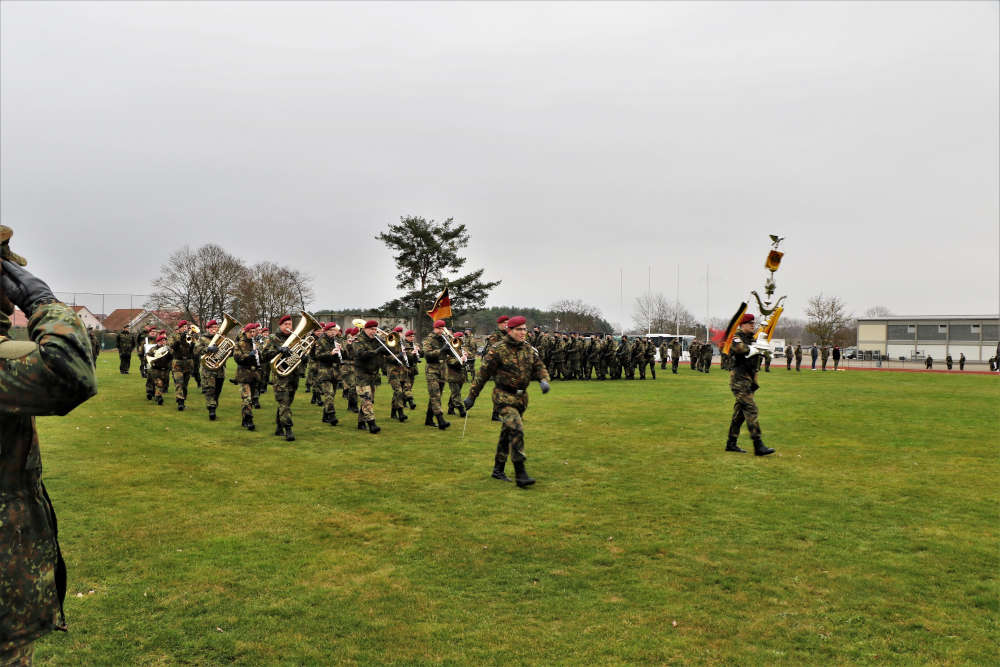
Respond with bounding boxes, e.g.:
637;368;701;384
549;299;605;332
634;291;701;334
805;293;852;346
232;262;315;328
147;244;245;325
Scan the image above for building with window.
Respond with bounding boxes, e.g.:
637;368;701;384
856;315;999;361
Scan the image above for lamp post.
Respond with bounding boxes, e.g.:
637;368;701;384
554;318;560;331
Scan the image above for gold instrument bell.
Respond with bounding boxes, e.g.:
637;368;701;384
201;313;242;370
271;311;323;377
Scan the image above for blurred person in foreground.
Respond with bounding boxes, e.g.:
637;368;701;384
0;228;98;665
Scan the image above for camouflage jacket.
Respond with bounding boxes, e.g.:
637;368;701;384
1;302;98;650
482;328;506;357
729;330;761;383
115;330;134;353
194;332;226;375
352;332;386;383
232;333;261;383
168;331;195;362
311;335;342;368
468;335;550;404
421;333;447;379
670;340;682;359
265;332;304;379
147;343;173;370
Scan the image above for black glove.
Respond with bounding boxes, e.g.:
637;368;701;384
206;345;219;354
539;380;550;394
279;346;291;357
463;396;475;410
1;260;56;317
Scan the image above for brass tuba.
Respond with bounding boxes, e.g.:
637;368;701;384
271;311;323;377
201;313;243;370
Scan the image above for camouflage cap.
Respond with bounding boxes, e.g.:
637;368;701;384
0;226;27;267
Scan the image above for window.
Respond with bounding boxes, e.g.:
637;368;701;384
938;324;947;334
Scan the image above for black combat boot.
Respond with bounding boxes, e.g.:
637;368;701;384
358;420;366;430
208;407;216;421
367;420;381;434
155;395;163;405
177;399;185;411
253;397;261;409
285;425;295;442
513;460;535;488
397;408;408;422
457;403;467;418
275;423;284;436
491;455;511;482
327;410;338;426
753;438;775;456
725;437;746;453
491;408;501;422
425;406;435;427
436;413;450;430
651;368;656;379
321;410;330;423
447;406;455;415
408;398;416;409
348;396;358;413
146;392;153;400
140;367;147;378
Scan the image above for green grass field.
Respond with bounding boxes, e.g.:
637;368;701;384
31;355;999;665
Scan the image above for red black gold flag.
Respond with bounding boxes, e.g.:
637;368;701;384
426;286;452;322
721;302;748;356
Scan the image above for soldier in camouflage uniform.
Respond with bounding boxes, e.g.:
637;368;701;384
115;326;134;374
257;327;271;394
658;339;669;370
445;331;469;417
233;323;261;431
463;329;477;382
549;333;565;380
352;319;390;433
311;323;343;426
483;316;509;419
820;345;829;371
700;341;713;374
135;324;152;378
194;319;226;421
643;337;657;379
341;328;359;412
402;329;418;410
306;324;322;404
264;315;304;442
464;316;550;488
670;337;682;374
87;326;100;362
725;313;774;456
167;320;196;410
142;327;160;398
1;248;98;665
421;320;452;430
385;326;411;423
581;334;596;380
566;332;581;380
689;340;700;370
794;343;803;371
785;344;793;370
146;334;173;404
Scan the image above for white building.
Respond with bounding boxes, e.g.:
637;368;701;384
857;315;999;362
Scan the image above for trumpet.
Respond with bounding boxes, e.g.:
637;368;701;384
271;311;323;377
352;318;406;366
202;313;243;370
185;325;200;345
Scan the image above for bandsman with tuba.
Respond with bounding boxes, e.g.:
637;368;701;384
146;334;173;405
195;318;226;421
265;314;305;442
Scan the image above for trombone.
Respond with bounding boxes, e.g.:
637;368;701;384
352;319;407;367
439;327;467;365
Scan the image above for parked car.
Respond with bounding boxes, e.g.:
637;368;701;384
843;347;858;359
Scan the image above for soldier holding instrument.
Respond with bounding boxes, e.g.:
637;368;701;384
168;320;196;411
233;322;261;431
464;316;550;488
311;322;342;426
147;334;173;404
265;314;303;442
725;313;775;456
352;319;391;434
1;234;98;665
195;319;225;421
421;319;452;430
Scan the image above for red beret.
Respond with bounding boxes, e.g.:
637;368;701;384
206;319;218;328
349;327;359;335
454;331;464;338
178;320;188;327
260;327;269;332
507;315;527;328
364;319;378;328
322;322;337;331
156;334;167;342
740;313;755;324
242;323;255;332
497;315;509;324
279;315;293;325
405;330;415;336
433;319;447;328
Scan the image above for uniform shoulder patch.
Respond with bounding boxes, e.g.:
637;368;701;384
0;339;38;359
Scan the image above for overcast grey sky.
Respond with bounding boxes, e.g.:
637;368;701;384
2;1;997;325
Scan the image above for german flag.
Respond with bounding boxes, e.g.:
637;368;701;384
426;286;452;322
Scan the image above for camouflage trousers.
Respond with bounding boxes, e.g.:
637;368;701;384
356;383;375;422
240;382;255;418
672;358;680;374
118;352;132;373
425;373;445;415
0;642;34;666
549;360;564;380
145;368;156;396
795;357;802;371
447;380;465;410
493;390;529;464
609;360;621;379
149;369;169;399
728;376;762;442
387;368;408;410
786;357;792;370
200;370;224;409
401;374;414;402
171;359;193;401
316;366;341;416
465;359;476;382
273;375;299;427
